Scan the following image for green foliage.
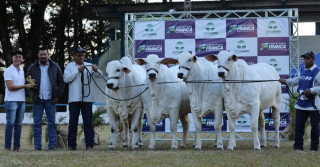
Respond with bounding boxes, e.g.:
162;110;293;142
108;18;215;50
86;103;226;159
77;106;107;138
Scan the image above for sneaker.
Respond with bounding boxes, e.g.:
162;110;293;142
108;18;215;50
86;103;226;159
86;146;93;151
294;149;304;152
5;148;11;152
49;147;56;151
68;147;76;151
34;147;41;151
310;149;317;153
13;148;20;152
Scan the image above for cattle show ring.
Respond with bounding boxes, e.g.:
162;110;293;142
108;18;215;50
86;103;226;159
3;1;320;167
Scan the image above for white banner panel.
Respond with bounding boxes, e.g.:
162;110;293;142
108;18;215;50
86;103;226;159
226;37;258;56
165;39;195;58
257;18;289;37
195;20;226;39
258;56;289;75
134;21;165;40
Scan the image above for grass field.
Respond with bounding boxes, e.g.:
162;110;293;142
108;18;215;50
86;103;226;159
0;125;320;167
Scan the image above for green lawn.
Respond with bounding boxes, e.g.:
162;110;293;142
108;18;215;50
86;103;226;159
0;125;319;167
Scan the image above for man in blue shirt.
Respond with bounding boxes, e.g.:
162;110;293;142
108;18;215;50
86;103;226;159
280;51;320;152
27;47;64;150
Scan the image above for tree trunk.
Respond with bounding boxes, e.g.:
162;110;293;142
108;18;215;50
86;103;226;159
0;0;13;67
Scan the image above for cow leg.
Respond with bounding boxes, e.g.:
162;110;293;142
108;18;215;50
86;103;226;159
130;109;142;150
169;116;179;150
148;121;156;150
272;106;281;148
250;108;261;150
226;112;236;150
214;110;224;150
121;118;129;148
107;109;117;150
179;113;190;148
192;112;202;150
259;110;266;148
138;110;144;147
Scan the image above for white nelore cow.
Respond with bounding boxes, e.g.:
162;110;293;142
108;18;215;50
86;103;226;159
166;51;224;150
136;54;190;150
105;57;145;150
206;50;282;150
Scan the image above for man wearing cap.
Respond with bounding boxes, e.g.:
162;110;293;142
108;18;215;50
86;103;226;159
27;47;64;151
63;46;102;150
279;51;320;152
4;51;34;151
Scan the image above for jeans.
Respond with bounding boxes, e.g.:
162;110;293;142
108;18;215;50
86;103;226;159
33;99;57;149
68;102;94;149
4;101;25;150
294;109;320;151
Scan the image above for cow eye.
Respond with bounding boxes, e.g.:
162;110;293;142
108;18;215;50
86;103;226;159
228;58;231;61
157;61;160;64
116;69;120;72
188;59;191;62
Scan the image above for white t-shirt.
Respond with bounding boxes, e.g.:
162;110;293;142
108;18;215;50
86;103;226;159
4;64;26;101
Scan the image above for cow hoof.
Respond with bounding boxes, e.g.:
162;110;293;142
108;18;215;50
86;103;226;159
108;147;115;151
260;145;266;148
171;148;178;151
180;145;187;149
214;144;217;148
138;143;143;147
132;147;139;151
217;147;224;150
148;148;154;151
123;145;129;148
227;147;234;151
194;148;201;151
273;145;280;148
254;148;261;151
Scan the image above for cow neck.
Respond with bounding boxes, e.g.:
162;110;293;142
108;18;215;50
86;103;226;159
118;72;136;107
224;62;244;116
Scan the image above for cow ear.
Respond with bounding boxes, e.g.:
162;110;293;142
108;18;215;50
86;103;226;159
160;58;179;65
135;59;146;65
205;54;217;62
123;67;131;74
232;55;238;62
193;55;197;62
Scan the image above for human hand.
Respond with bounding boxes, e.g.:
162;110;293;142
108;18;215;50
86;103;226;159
51;97;59;105
78;65;85;72
304;89;312;96
24;84;34;89
279;78;286;84
92;65;98;72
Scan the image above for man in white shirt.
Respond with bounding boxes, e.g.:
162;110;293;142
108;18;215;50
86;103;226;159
4;51;34;151
64;46;102;150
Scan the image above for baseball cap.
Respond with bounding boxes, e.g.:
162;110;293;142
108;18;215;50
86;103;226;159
72;46;86;55
12;50;23;57
301;51;315;59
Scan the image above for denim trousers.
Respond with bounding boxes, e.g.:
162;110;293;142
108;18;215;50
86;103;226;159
294;109;320;151
68;102;94;149
33;99;57;149
5;101;25;150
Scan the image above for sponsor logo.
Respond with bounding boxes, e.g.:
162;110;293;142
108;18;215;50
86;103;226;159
143;119;163;127
137;45;162;53
300;76;313;81
268;58;281;72
202;119;215;126
197;43;224;52
228;24;255;33
259;42;286;51
265;118;287;126
203;22;218;35
234;40;250;54
167;26;192;34
236;115;250;128
143;24;157;36
265;21;281;34
173;41;185;55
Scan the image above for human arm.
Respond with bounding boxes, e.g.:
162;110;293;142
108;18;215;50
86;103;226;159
279;77;299;87
308;72;320;95
63;63;80;83
5;80;33;91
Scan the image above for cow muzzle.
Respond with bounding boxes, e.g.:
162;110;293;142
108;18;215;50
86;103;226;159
177;73;183;79
218;72;225;78
149;73;156;80
107;83;114;89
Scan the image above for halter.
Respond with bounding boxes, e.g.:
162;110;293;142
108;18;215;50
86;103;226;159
108;76;120;80
146;68;159;73
218;65;230;72
179;66;191;71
